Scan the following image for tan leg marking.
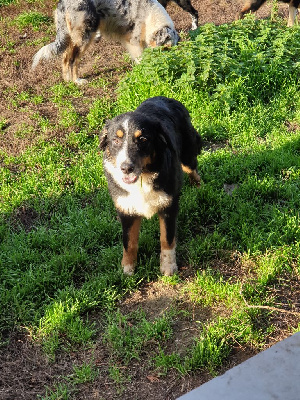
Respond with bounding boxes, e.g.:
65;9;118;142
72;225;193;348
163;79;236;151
181;164;201;186
237;1;252;18
139;23;146;48
122;217;142;275
63;12;94;83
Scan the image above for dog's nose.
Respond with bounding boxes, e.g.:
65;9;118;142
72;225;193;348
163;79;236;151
121;162;134;174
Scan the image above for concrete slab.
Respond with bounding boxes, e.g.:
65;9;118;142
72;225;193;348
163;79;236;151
178;332;300;400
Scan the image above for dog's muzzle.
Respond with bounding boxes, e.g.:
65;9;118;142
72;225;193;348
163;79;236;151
121;161;139;184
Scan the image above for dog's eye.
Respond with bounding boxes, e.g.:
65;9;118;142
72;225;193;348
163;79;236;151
139;136;147;143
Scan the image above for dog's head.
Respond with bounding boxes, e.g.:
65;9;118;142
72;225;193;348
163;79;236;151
150;26;179;48
100;112;171;185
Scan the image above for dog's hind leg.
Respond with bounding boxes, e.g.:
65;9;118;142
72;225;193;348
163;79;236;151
158;202;179;276
63;5;99;83
62;12;94;84
181;164;201;186
236;0;267;19
119;214;142;275
176;0;199;29
122;33;144;62
62;41;90;84
180;128;202;186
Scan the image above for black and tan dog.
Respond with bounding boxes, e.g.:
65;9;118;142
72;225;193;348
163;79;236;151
32;0;179;84
237;0;299;26
160;0;198;29
100;96;202;276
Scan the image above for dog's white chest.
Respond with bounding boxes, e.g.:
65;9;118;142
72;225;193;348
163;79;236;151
116;175;171;218
104;159;172;218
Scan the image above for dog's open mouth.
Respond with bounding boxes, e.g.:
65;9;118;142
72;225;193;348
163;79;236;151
122;174;139;184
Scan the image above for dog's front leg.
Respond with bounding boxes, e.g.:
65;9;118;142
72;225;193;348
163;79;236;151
158;202;179;276
119;213;142;275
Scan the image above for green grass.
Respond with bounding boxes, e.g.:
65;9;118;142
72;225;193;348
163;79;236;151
40;362;99;399
104;309;174;363
14;11;51;31
0;0;16;6
1;12;300;395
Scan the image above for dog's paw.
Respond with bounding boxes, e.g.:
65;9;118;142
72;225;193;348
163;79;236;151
94;31;102;43
160;249;178;276
160;262;178;276
75;78;88;85
123;264;135;276
189;172;201;187
190;13;199;31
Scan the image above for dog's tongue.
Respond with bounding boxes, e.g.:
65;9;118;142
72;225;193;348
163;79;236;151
123;174;138;184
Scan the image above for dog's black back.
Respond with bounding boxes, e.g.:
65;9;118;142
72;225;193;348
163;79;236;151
135;97;202;182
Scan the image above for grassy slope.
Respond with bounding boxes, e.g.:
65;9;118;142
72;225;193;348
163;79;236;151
1;6;300;397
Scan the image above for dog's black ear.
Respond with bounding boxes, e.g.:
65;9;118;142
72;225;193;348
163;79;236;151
157;123;176;154
99;123;109;150
155;122;178;173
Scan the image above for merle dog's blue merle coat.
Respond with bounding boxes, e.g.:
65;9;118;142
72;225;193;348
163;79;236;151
32;0;180;84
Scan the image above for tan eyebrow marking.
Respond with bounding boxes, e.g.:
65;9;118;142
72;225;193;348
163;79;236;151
116;130;124;138
134;130;142;138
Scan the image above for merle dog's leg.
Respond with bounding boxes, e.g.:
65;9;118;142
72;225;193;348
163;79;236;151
63;2;99;84
288;0;299;26
119;214;142;275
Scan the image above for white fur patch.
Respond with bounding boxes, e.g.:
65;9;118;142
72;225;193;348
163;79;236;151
104;159;171;218
122;118;130;134
123;264;135;275
160;248;177;276
115;142;129;170
145;3;175;44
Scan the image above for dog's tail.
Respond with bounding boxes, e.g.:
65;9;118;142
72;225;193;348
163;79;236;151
32;7;69;70
32;40;68;70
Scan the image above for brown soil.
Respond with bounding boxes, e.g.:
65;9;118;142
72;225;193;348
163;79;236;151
0;1;295;399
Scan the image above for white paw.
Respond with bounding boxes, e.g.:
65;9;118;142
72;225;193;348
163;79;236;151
160;248;177;276
123;264;135;276
75;78;87;85
160;262;178;276
94;31;102;43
